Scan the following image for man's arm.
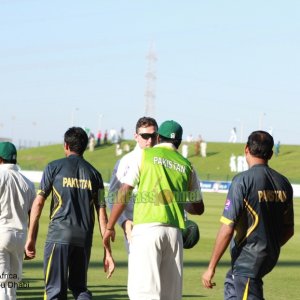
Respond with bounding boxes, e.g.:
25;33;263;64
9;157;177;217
185;168;205;215
107;158;134;229
121;218;133;243
185;201;204;215
24;194;45;259
106;160;121;214
202;223;234;289
98;207;108;238
280;225;294;246
103;183;134;250
280;198;294;246
96;206;115;278
106;183;134;230
105;149;140;246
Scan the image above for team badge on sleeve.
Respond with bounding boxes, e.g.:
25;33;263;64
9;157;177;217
225;198;231;210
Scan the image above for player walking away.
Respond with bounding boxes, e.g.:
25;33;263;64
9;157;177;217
25;127;114;300
104;120;205;300
202;130;294;300
0;142;36;300
106;116;158;251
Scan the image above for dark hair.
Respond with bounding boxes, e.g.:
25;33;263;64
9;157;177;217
64;127;88;156
158;135;182;149
247;130;274;160
1;158;16;164
135;117;158;133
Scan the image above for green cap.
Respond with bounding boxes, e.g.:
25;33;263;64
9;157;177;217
0;142;17;162
158;120;183;140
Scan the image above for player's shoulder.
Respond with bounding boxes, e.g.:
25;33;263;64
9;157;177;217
268;166;292;188
230;169;250;186
81;158;102;175
116;149;137;171
47;156;66;167
20;172;35;188
120;149;134;161
118;147;140;165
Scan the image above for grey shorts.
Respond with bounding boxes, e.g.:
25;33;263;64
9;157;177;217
224;269;264;300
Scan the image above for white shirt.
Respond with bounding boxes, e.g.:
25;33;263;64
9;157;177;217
0;164;36;231
106;144;141;226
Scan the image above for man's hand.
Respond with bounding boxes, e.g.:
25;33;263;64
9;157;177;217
103;249;115;278
102;227;116;279
24;239;36;260
202;268;216;289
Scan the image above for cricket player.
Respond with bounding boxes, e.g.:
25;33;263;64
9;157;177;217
202;130;294;300
0;142;36;300
106;116;158;250
25;127;114;299
104;120;205;300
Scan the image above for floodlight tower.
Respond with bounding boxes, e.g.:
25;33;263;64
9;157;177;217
144;43;157;117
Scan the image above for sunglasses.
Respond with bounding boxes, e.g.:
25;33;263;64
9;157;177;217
138;132;157;140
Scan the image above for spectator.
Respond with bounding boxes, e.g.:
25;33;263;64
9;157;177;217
229;154;237;172
104;130;108;144
182;143;188;158
274;141;280;157
194;135;201;156
89;133;95;151
229;127;237;143
97;130;102;146
200;139;207;157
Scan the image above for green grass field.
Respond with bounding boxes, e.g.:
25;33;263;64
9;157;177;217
18;192;299;300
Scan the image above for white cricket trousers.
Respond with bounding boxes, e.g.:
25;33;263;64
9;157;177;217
128;223;183;300
0;229;26;300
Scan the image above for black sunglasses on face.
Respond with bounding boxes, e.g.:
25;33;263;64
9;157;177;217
138;133;157;140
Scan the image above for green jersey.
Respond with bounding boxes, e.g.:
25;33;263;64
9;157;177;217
133;145;193;229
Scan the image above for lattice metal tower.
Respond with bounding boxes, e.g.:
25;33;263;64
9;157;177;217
144;43;157;117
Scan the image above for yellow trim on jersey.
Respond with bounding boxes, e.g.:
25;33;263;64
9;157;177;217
44;244;56;300
241;198;259;244
50;187;62;219
220;216;234;226
242;278;250;300
37;189;46;197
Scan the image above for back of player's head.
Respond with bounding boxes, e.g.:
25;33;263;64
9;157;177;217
247;130;274;160
64;127;88;156
135;117;158;133
0;142;17;164
158;120;183;149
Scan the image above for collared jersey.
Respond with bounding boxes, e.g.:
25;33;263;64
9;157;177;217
0;164;36;231
129;144;199;229
221;164;294;278
38;155;104;247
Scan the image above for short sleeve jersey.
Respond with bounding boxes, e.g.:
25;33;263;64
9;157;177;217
0;164;36;231
39;155;104;247
221;164;294;278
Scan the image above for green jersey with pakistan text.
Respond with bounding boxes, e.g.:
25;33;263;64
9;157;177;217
133;145;193;229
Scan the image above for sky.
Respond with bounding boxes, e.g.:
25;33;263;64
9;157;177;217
0;0;299;146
